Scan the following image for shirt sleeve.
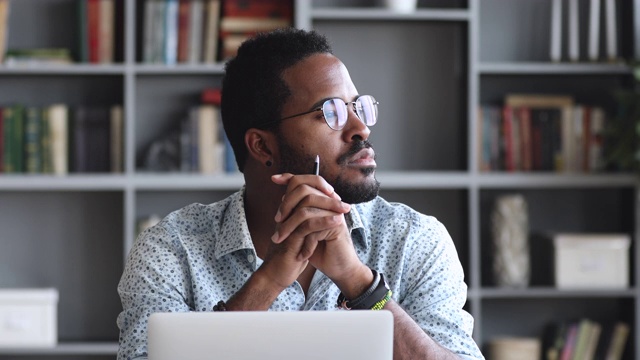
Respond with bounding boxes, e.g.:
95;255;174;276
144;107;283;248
116;223;193;360
397;216;485;359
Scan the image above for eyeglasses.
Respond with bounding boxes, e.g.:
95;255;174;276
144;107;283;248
280;95;379;130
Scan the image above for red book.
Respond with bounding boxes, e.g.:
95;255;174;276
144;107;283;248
87;0;100;63
223;0;293;19
177;0;190;63
0;107;3;173
201;88;222;106
502;105;514;171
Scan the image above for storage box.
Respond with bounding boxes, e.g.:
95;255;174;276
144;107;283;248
554;234;630;289
0;288;58;347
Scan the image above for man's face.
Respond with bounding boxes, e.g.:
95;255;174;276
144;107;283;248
274;53;380;204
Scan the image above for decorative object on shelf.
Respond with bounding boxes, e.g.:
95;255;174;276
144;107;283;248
602;64;640;172
381;0;417;13
0;288;58;348
488;337;540;360
491;194;530;287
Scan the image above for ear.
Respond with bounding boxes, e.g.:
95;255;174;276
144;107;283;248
244;128;277;166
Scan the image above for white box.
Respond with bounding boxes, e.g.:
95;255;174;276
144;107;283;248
553;233;630;289
0;288;58;347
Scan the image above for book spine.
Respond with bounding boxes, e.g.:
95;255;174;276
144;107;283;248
110;105;123;173
550;0;562;61
13;105;25;173
188;0;204;63
98;0;114;63
2;107;12;173
164;0;179;65
87;0;100;63
203;0;221;63
48;104;69;176
177;0;190;63
24;106;42;174
604;0;618;61
568;0;580;61
0;0;10;64
588;0;601;61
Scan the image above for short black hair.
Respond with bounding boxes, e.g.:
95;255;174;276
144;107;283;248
221;28;333;172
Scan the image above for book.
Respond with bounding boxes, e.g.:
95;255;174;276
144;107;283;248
4;48;73;66
177;0;191;63
0;0;9;64
187;0;204;63
48;104;69;176
588;0;601;61
98;0;114;63
24;106;43;174
197;105;221;174
202;0;221;63
164;0;179;65
605;322;629;360
604;0;617;61
550;0;562;61
110;105;123;173
568;0;579;61
87;0;100;63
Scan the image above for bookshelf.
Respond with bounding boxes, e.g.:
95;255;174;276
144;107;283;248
0;0;637;359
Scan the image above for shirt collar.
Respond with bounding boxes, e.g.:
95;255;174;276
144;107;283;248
213;187;255;259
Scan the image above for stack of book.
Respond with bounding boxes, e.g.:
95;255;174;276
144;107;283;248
478;94;606;173
542;319;629;360
143;0;222;64
0;104;123;175
219;0;293;60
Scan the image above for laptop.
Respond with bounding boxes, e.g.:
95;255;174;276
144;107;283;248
147;310;393;360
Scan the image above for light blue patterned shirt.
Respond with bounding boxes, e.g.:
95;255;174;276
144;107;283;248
117;188;484;360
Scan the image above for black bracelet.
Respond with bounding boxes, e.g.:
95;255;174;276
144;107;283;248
337;270;390;310
212;300;227;311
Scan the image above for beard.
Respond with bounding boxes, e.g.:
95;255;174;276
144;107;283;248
275;136;380;204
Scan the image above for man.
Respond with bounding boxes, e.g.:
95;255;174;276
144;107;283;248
117;28;484;359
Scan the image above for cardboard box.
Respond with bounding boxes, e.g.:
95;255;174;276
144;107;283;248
0;288;58;347
554;234;630;289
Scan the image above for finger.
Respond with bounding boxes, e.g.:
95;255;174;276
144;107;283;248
272;173;336;197
274;210;344;244
297;237;319;261
277;191;350;225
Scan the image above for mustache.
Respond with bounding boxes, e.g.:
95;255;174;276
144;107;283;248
338;140;374;164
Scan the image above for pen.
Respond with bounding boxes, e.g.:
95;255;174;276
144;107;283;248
313;155;319;175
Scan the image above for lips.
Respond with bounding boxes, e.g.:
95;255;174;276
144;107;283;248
348;148;376;166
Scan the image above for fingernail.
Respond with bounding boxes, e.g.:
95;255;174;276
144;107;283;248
272;174;282;179
335;192;341;200
271;232;279;242
274;210;281;222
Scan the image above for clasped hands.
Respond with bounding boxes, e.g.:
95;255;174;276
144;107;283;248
260;172;367;293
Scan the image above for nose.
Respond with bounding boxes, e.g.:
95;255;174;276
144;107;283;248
341;105;371;142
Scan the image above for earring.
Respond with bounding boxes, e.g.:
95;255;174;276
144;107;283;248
266;160;272;167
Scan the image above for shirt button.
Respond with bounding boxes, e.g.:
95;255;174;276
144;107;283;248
247;254;255;263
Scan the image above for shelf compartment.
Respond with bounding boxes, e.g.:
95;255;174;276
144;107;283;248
313;20;468;171
6;0;125;65
479;188;635;288
134;74;223;169
480;298;635;360
0;191;123;343
478;0;634;63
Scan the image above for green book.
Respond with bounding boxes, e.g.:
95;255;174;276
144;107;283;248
12;105;25;173
41;107;52;174
2;106;13;173
24;106;42;173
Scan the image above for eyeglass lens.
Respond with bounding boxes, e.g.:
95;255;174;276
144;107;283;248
323;95;378;130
